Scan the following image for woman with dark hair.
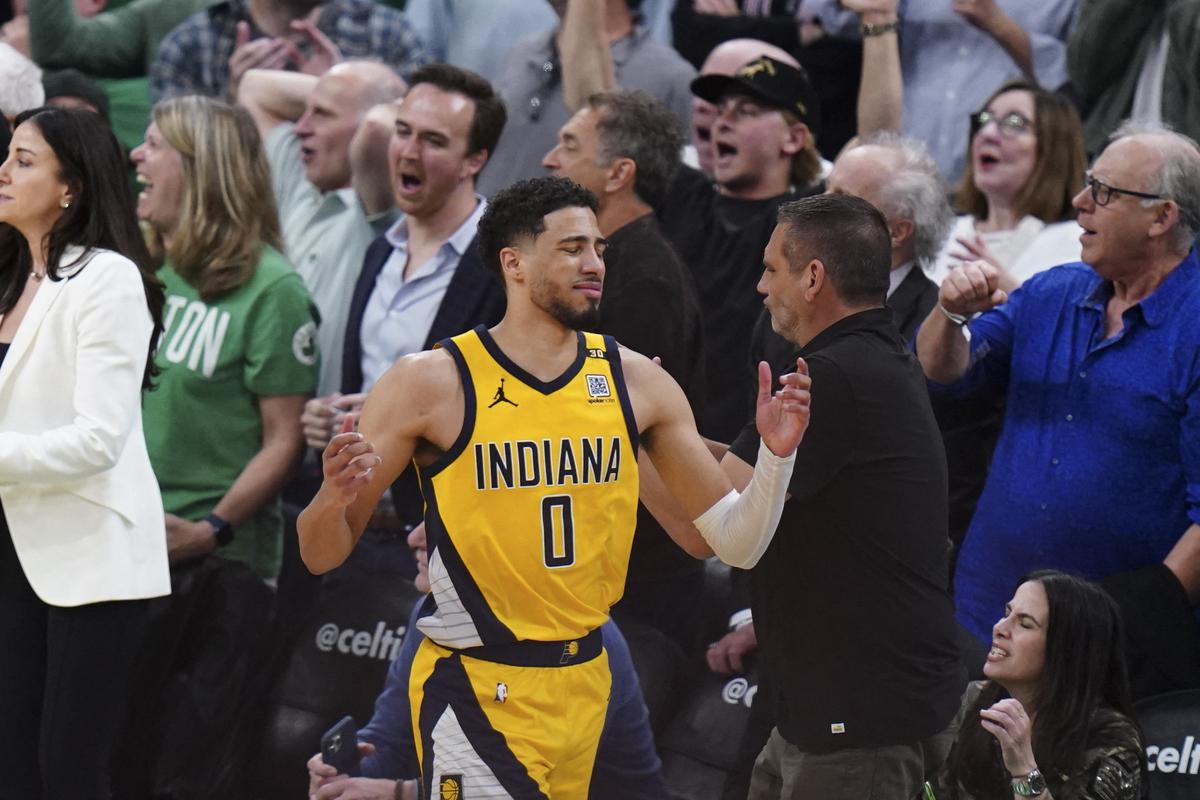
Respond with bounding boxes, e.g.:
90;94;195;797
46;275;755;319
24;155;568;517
0;106;170;798
931;80;1088;292
931;571;1146;799
133;95;316;580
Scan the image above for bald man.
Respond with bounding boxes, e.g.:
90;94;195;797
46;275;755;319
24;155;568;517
239;61;408;395
688;39;800;177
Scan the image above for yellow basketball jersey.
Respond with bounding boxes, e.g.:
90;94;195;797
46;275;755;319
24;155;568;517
416;326;640;648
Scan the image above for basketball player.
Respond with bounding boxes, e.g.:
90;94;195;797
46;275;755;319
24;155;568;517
298;177;810;800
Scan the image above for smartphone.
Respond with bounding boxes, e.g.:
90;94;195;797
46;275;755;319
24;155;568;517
320;715;359;775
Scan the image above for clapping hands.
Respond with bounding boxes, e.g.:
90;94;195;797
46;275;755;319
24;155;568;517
228;18;342;96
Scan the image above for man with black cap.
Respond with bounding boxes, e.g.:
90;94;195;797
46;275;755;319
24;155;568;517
659;54;823;441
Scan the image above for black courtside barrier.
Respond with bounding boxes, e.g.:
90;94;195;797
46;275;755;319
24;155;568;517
245;573;422;800
1136;689;1200;800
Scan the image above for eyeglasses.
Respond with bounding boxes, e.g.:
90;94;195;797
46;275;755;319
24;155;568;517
970;109;1033;138
1082;171;1165;207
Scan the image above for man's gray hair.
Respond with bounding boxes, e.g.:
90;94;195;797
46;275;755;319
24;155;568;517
587;89;683;210
1110;120;1200;250
0;43;44;118
855;132;954;269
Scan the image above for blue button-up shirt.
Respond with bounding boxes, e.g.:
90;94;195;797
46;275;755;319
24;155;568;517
935;252;1200;643
359;198;486;392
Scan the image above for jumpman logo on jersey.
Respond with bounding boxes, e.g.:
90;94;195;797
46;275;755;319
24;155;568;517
488;377;518;408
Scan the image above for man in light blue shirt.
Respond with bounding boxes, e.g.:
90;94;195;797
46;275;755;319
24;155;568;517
357;196;485;390
239;61;408;397
301;63;508;461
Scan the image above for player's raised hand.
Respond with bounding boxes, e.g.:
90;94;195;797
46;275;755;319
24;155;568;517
756;357;811;457
319;414;381;508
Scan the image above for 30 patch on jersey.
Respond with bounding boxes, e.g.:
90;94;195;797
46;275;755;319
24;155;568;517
439;774;463;799
585;374;611;399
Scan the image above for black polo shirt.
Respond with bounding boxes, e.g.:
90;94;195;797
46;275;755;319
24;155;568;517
730;307;965;753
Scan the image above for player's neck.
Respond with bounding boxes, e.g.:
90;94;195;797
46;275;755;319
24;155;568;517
489;313;581;383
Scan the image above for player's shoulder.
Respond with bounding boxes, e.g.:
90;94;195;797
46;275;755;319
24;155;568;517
616;344;689;415
375;347;460;401
614;344;659;382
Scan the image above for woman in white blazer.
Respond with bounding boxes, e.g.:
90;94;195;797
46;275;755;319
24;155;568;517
0;107;170;798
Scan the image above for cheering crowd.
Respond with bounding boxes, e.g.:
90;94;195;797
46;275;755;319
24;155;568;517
1;1;1198;798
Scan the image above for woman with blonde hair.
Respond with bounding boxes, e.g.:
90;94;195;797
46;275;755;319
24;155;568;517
133;95;318;581
931;81;1088;292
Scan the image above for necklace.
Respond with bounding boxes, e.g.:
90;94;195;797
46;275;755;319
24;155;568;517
29;272;44;281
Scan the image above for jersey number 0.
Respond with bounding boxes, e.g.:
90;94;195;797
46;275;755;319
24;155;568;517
541;495;575;568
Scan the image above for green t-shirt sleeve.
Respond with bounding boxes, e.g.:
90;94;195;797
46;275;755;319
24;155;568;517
242;272;320;397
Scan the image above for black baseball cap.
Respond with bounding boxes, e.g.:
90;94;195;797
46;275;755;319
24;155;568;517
690;55;821;140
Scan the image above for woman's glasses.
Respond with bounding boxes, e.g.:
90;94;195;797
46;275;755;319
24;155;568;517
970;110;1033;138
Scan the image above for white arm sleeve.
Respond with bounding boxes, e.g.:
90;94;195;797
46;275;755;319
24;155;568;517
692;440;795;569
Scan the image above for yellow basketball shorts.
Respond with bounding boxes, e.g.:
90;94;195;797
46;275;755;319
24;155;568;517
409;636;611;799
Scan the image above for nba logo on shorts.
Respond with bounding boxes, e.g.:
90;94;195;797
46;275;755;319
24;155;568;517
585;374;611;398
494;682;508;703
440;774;463;799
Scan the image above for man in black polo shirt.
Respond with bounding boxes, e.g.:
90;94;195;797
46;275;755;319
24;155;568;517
659;55;823;441
725;194;964;798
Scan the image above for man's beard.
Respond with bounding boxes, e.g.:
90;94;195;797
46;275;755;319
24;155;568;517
547;296;601;331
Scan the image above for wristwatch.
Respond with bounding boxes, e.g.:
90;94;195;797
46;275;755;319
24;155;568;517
1011;768;1047;797
203;513;235;547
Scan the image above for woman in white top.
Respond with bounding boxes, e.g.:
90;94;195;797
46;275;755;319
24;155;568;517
931;80;1088;292
0;107;170;798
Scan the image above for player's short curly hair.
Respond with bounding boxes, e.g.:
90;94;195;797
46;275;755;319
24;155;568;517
476;176;599;284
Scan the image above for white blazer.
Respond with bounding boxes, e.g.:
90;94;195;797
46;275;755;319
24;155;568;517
0;247;170;607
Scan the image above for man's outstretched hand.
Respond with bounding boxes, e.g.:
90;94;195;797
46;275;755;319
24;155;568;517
756;357;811;457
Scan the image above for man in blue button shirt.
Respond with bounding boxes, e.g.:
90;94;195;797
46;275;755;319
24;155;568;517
917;122;1200;694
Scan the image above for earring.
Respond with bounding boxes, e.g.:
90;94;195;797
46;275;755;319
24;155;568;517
61;201;71;209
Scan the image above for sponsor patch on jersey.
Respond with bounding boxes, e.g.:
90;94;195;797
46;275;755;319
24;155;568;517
585;374;611;399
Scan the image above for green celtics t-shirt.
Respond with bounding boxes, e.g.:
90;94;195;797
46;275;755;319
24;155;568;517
144;246;319;580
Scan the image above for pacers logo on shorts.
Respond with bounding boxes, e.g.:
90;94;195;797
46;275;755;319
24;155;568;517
560;640;580;665
439;774;463;799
